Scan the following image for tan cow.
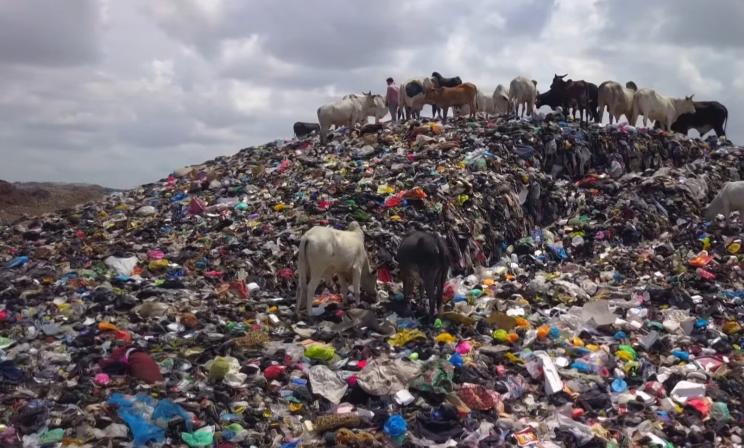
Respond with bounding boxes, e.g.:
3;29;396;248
425;82;478;121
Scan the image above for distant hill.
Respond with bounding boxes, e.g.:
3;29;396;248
0;180;116;224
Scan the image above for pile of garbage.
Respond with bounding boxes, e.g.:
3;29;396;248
1;116;744;447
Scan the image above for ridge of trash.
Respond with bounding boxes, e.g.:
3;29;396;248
1;116;744;447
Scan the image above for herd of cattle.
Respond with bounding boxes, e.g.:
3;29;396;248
298;72;729;144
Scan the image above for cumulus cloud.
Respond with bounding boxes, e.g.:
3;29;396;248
0;0;742;188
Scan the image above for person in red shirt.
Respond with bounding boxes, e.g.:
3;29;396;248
385;77;400;122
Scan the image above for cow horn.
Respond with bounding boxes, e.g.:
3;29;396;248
558;74;567;78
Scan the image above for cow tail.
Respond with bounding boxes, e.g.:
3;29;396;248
296;238;309;303
723;105;729;134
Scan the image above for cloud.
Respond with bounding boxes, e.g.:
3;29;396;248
0;0;741;188
0;0;102;66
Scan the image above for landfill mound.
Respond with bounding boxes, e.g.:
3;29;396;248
0;180;113;225
1;117;744;447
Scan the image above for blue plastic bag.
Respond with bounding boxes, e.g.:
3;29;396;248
107;393;165;447
152;399;193;432
5;256;29;269
384;414;407;438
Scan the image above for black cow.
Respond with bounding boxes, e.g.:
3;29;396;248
431;72;463;119
669;101;728;137
293;122;320;138
431;72;462;88
550;74;599;122
536;89;563;110
397;231;451;318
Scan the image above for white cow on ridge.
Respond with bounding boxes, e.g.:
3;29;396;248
317;92;380;143
509;76;537;117
398;77;436;120
493;85;510;115
630;88;696;131
343;93;387;123
597;81;638;124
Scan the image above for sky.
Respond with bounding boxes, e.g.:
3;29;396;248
1;0;742;188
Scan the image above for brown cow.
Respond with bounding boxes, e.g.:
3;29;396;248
424;83;477;121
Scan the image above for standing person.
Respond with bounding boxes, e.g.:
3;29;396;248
385;77;400;123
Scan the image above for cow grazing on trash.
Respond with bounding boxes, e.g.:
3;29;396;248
509;76;538;117
293;122;321;138
549;74;599;122
705;181;744;227
317;92;381;144
630;89;696;131
667;101;728;137
597;81;638;124
425;83;478;121
397;231;451;318
295;222;377;316
343;93;388;123
492;85;510;115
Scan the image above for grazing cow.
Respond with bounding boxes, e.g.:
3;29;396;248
397;231;451;318
295;222;377;316
343;93;388;123
536;88;563;110
597;81;638;124
293;122;321;138
493;85;510;115
399;77;436;120
669;101;728;137
630;89;696;131
425;83;478;121
509;76;538;117
550;74;599;122
705;181;744;226
317;92;380;144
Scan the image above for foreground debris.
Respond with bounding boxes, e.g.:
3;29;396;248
1;116;743;447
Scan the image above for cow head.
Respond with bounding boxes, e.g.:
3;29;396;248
680;95;696;114
626;81;638;91
551;74;568;90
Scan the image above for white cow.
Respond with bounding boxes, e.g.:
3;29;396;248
597;81;638;124
630;88;696;130
705;181;744;227
493;85;510;115
343;93;387;123
317;92;379;144
398;77;436;120
295;222;377;316
509;76;537;117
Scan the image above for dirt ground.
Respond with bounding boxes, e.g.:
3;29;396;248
0;180;114;224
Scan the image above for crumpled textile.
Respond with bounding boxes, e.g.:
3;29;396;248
357;357;421;396
309;364;348;404
410;358;454;395
457;383;501;411
387;329;427;346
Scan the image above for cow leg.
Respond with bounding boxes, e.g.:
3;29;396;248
338;275;350;300
304;274;322;317
422;270;438;318
295;279;306;316
351;267;362;307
